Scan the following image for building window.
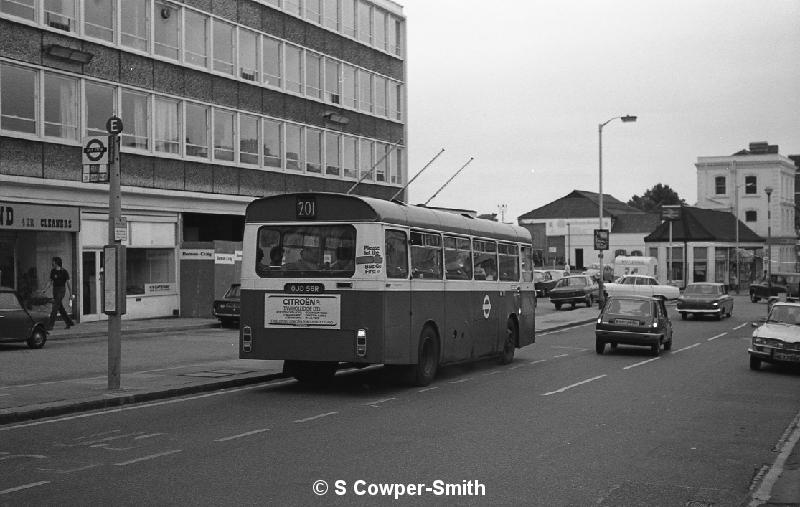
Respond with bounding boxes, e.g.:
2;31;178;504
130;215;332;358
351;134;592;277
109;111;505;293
324;59;340;104
185;103;209;158
745;175;757;194
306;128;322;173
285;44;302;93
305;52;322;99
238;29;258;81
263;118;282;168
304;0;321;24
373;75;386;117
0;64;37;134
284;0;300;16
387;15;400;55
693;247;707;282
85;81;114;137
121;0;149;52
213;109;234;161
341;0;355;38
120;90;149;149
375;142;389;182
356;0;371;44
359;139;373;181
668;246;683;281
285;123;302;170
83;0;114;42
323;0;338;30
372;7;385;50
325;132;340;176
391;148;402;184
213;20;235;75
1;0;36;21
153;96;180;154
44;0;76;32
358;70;371;112
745;210;757;222
342;64;357;108
125;248;175;296
388;81;399;120
239;114;259;165
262;36;281;87
714;175;726;195
343;135;357;179
184;10;208;67
154;1;181;60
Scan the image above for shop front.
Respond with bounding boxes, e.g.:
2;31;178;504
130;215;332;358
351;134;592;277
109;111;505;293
0;201;79;314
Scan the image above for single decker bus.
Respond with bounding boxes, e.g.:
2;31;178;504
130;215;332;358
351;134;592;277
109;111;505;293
239;192;536;386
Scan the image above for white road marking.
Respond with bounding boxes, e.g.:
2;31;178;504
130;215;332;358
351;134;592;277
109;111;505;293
0;393;10;397
707;332;728;341
134;433;165;440
0;482;50;495
541;375;607;396
293;412;338;423
37;464;99;474
214;428;270;441
529;360;547;365
733;323;748;330
673;343;702;353
552;354;569;358
113;449;182;466
418;387;438;392
749;408;800;506
365;397;397;407
0;454;46;462
537;322;594;336
447;378;472;384
482;371;501;376
509;364;524;370
623;357;660;370
550;345;588;350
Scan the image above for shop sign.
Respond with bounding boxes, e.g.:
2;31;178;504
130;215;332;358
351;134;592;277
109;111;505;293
0;202;80;232
180;249;214;260
215;253;236;265
144;283;175;294
234;250;243;261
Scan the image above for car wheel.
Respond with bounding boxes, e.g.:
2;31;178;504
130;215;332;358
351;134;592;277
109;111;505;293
726;306;733;317
664;338;672;351
680;312;686;320
750;292;758;303
585;295;592;307
715;311;722;321
749;355;761;371
595;339;605;354
411;326;439;387
26;327;47;349
499;317;517;365
570;302;575;310
610;343;618;351
554;303;561;310
651;340;661;356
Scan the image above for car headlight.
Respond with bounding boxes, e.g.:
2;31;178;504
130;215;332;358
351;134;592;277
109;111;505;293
652;321;658;328
597;317;603;324
712;302;719;307
753;336;765;344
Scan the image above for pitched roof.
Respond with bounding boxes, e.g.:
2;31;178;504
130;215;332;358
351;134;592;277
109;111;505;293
644;207;763;243
611;213;661;234
518;190;642;220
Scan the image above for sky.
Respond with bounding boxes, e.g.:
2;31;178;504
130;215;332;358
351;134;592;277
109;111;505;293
397;0;800;222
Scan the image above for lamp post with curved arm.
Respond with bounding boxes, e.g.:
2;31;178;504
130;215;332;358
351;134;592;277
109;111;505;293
765;186;773;293
597;114;637;306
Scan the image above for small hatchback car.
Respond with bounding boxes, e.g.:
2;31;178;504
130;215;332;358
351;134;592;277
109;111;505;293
213;283;241;327
749;302;800;370
596;295;673;356
677;282;733;320
0;287;49;349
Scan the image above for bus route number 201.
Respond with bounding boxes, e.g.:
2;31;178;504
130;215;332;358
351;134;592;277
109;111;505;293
296;196;316;219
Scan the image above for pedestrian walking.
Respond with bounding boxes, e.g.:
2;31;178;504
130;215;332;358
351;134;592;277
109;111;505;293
42;256;75;330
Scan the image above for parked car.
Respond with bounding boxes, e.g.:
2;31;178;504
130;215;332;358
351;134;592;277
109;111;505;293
677;282;734;320
549;275;599;310
596;295;673;356
603;274;680;300
545;269;569;282
748;302;800;370
534;270;558;297
0;287;49;349
749;272;800;302
213;283;241;327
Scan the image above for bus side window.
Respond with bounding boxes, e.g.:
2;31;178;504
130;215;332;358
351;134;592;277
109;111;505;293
499;242;520;281
410;231;443;279
385;229;409;279
473;239;497;281
521;245;533;282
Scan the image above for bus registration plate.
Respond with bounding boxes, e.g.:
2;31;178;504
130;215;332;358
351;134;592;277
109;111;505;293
264;294;341;329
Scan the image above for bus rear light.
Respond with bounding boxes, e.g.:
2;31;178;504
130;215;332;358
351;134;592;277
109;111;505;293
242;325;253;353
356;329;367;357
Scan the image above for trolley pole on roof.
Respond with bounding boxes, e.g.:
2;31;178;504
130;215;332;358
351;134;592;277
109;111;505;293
390;148;445;202
346;144;398;195
423;157;474;206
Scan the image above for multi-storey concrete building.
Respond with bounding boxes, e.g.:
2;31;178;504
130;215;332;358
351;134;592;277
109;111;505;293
0;0;407;321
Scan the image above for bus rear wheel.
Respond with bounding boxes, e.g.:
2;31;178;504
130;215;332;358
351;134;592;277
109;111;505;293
410;326;439;387
284;360;337;385
499;317;517;365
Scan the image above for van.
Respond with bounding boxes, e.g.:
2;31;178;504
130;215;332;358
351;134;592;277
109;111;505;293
613;256;658;281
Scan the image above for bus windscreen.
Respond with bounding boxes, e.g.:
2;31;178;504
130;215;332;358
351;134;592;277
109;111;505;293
256;225;356;278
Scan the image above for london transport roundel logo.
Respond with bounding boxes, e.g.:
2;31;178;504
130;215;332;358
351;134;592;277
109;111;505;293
482;294;492;319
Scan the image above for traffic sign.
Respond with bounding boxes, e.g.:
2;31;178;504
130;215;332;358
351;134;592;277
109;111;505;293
594;229;609;251
106;115;124;135
82;137;108;165
661;205;681;221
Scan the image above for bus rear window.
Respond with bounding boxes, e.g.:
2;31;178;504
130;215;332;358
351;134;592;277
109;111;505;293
256;225;356;278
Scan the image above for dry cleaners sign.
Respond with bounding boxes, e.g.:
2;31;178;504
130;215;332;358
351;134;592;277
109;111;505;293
0;202;80;232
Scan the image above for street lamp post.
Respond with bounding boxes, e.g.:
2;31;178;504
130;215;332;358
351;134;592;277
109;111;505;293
765;186;773;293
598;114;637;305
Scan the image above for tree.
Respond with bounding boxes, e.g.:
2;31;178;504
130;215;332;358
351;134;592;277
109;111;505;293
627;184;685;212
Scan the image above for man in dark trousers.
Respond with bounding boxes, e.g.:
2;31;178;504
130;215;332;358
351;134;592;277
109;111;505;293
43;256;75;330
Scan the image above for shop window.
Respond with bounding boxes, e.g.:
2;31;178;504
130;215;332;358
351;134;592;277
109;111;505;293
305;52;322;99
238;29;258;81
185;103;209;158
285;123;302;170
372;7;385;50
262;36;281;87
693;246;707;282
745;175;757;194
325;59;340;104
213;109;235;161
44;0;76;32
121;0;150;52
239;114;259;165
84;0;114;42
342;64;357;108
668;246;683;281
120;90;149;149
373;75;386;116
714;175;726;195
125;248;175;296
359;139;373;181
0;64;37;134
357;0;371;44
154;96;180;154
1;0;36;21
323;0;338;30
325;132;340;176
154;1;181;60
213;19;235;75
285;44;302;93
263;118;282;168
184;10;209;67
358;70;372;112
304;0;321;23
342;136;357;179
85;81;114;137
745;210;757;222
305;128;322;173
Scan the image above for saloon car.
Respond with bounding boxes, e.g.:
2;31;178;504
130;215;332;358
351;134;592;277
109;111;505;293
677;282;734;320
213;283;241;327
603;274;680;301
749;272;800;302
0;287;48;349
549;275;599;310
749;302;800;370
534;270;558;297
596;295;673;356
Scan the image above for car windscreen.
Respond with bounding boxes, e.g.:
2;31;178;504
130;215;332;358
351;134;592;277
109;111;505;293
0;292;21;311
604;299;651;317
684;284;717;295
768;305;800;325
555;277;586;288
256;225;356;278
224;285;241;298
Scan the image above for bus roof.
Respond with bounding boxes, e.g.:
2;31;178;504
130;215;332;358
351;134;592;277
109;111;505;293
245;193;531;243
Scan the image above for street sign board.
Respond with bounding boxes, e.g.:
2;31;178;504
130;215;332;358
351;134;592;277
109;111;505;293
661;205;682;221
106;116;124;135
82;136;108;165
594;229;609;251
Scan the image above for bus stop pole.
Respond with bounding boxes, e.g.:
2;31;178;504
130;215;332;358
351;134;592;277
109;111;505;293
107;132;122;390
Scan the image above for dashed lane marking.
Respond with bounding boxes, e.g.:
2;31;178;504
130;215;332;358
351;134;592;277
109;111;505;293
418;387;438;392
541;375;607;396
366;398;397;408
0;482;50;495
113;449;182;466
623;357;660;370
707;332;728;341
529;360;547;365
552;354;569;358
733;323;748;330
447;378;472;384
215;428;270;441
672;343;702;353
293;412;338;423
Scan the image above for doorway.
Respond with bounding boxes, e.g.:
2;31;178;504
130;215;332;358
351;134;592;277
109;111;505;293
575;249;584;269
82;250;104;319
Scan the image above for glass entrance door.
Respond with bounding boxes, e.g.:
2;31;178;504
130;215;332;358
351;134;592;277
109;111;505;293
82;250;104;318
